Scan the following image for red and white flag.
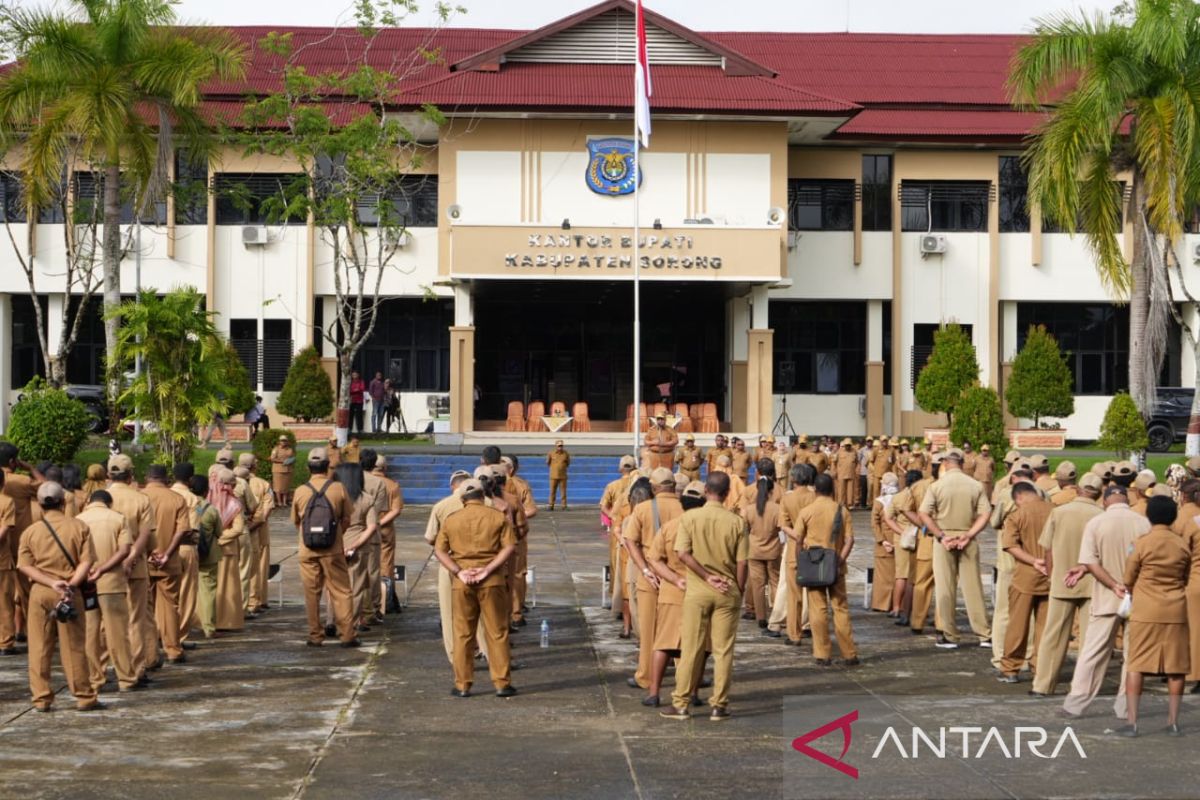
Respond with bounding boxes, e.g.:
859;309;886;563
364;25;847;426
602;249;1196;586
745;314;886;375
635;0;652;148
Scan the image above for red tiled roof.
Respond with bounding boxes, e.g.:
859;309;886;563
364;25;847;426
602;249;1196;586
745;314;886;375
832;108;1048;141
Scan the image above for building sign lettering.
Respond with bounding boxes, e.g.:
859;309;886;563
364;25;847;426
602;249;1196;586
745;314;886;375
505;232;722;271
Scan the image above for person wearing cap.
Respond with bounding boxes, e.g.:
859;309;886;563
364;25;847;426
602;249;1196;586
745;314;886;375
323;437;342;469
207;448;235;483
1061;484;1151;718
366;452;404;619
599;457;637;613
972;444;995;498
485;464;528;631
343;436;362;465
711;455;745;513
291;448;358;647
869;473;900;614
894;461;938;635
77;489;137;694
660;472;748;721
883;469;923;626
168;463;202;648
675;436;703;483
105;454;156;680
705;435;732;477
0;444;44;646
1031;473;1104;697
546;440;571;511
729;437;751;484
424;471;474;662
270;435;296;507
1128;470;1157;516
643;415;678;472
987;464;1039;669
624;468;683;691
905;443;928;488
776;464;818;642
790;436;810;470
960;442;976;477
856;440;871;510
918;448;992;649
231;466;262;620
1050;461;1079;507
499;455;536;623
1028;455;1057;498
894;441;911;487
751;435;772;466
866;438;895;513
997;482;1054;683
791;474;858;667
18;481;100;711
435;477;518;698
833;439;857;509
238;453;276;615
990;450;1022;503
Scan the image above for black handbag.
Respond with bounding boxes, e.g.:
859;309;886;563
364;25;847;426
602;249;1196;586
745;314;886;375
796;505;843;588
42;519;100;612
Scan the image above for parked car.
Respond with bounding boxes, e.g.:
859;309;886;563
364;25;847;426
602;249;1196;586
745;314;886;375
1147;386;1195;452
15;383;109;434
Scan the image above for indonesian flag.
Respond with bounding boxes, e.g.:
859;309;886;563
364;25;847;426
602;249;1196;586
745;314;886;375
635;0;652;148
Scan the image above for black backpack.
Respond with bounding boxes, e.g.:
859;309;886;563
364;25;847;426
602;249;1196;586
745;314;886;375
301;481;338;550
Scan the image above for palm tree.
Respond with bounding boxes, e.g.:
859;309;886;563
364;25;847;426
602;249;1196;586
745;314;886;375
1008;0;1200;431
0;0;245;423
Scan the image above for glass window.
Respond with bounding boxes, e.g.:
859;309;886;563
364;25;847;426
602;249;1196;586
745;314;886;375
356;174;438;228
73;171;167;226
11;295;46;389
770;302;866;394
900;181;990;232
213;173;309;225
0;172;27;222
998;156;1029;233
174;151;209;225
787;179;855;231
352;298;452;392
862;155;892;232
1042;181;1125;233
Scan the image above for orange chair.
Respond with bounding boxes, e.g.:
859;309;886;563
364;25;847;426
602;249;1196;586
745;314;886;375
673;403;694;434
572;402;591;432
505;401;525;432
623;402;650;432
550;400;567;417
651;402;669;420
526;401;545;432
697;402;719;433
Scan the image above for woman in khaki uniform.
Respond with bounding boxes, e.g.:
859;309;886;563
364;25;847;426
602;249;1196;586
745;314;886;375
211;469;246;632
270;436;295;507
336;463;380;632
1120;496;1190;736
741;468;782;627
1174;481;1200;691
870;472;899;613
883;470;923;625
793;474;858;666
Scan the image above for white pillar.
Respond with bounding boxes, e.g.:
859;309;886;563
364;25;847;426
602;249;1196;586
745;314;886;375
750;284;769;330
867;300;883;362
46;293;65;356
453;282;474;326
0;293;11;434
1001;301;1019;364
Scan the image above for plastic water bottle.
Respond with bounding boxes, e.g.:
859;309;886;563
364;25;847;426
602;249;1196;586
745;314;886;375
540;619;550;648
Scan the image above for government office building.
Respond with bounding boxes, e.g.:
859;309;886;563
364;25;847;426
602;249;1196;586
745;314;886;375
0;0;1190;439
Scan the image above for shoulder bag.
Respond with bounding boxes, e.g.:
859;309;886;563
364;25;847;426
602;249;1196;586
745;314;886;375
42;519;100;611
796;505;843;588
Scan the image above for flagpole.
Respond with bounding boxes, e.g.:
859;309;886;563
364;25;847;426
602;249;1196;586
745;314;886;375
633;119;641;465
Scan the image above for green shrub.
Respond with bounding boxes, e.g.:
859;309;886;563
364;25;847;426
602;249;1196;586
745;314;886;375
275;346;334;422
1097;392;1148;456
8;377;93;464
950;385;1007;457
251;427;295;481
221;339;256;418
915;323;979;426
1006;325;1075;427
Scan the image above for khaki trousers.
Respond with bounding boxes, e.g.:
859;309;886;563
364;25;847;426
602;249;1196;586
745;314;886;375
1000;588;1048;676
177;544;199;642
196;562;218;637
835;478;855;507
871;553;895;612
299;554;356;644
27;584;95;709
634;585;658;688
672;588;739;710
0;568;16;649
150;570;183;660
910;555;936;632
748;557;780;622
1063;613;1128;718
867;475;881;508
250;527;271;611
240;529;258;612
931;537;991;643
349;532;381;623
437;564;488;663
807;573;857;660
1033;596;1091;696
549;479;567;508
86;593;137;691
451;581;511;692
609;531;624;613
623;546;637;623
216;541;244;631
126;576;152;675
767;563;789;632
377;526;395;616
511;538;529;622
990;550;1014;669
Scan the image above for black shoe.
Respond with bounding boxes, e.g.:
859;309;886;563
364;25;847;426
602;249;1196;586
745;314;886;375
814;658;832;667
761;629;782;639
757;620;767;629
450;688;471;698
372;613;385;624
641;695;660;707
181;642;197;651
77;702;107;712
842;657;860;667
324;624;337;638
1190;682;1200;695
509;624;520;634
244;612;259;621
910;628;924;635
1028;690;1049;698
166;655;186;665
511;661;526;671
741;612;755;620
514;618;528;628
136;674;152;686
659;706;690;721
690;695;706;707
0;648;18;656
997;674;1019;684
894;616;909;626
618;631;632;639
710;706;731;722
1111;724;1138;738
305;640;322;647
784;638;802;646
627;677;642;689
935;633;958;650
495;686;518;698
15;632;26;643
33;705;52;713
118;684;145;693
1167;723;1183;737
340;638;362;648
522;605;531;613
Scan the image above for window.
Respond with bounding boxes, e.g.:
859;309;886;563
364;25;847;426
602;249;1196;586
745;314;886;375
862;155;892;231
0;172;26;222
64;297;106;385
11;295;46;389
262;319;292;391
213;173;309;225
770;301;866;394
174;151;209;225
998;156;1029;232
900;181;990;232
787;179;854;231
230;318;259;388
356;175;439;228
1042;181;1126;233
882;300;892;396
911;323;974;389
72;171;167;226
353;299;452;392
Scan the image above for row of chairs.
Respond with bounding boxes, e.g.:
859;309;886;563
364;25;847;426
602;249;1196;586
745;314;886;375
622;402;719;433
505;401;593;432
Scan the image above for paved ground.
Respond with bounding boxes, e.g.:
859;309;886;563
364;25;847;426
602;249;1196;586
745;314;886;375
0;505;1190;800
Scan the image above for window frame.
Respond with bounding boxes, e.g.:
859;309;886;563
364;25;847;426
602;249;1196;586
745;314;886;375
787;178;856;232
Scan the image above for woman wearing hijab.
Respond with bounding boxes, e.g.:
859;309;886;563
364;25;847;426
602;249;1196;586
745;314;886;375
210;468;246;632
870;472;899;613
270;436;295;507
336;463;380;632
81;464;107;500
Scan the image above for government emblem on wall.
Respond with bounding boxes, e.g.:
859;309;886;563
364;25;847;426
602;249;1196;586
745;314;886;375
586;137;641;195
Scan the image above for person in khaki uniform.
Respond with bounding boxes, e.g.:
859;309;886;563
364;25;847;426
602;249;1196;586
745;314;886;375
919;448;991;648
792;474;858;667
141;464;191;665
773;440;793;489
76;490;137;694
238;453;276;615
2;445;44;648
106;455;156;679
906;444;930;486
675;435;703;483
808;441;830;477
705;435;732;476
337;463;381;632
867;439;895;508
212;470;247;633
1031;473;1103;697
0;475;19;656
546;440;571;510
660;472;748;721
1062;485;1151;718
1175;480;1200;691
898;464;938;634
190;476;221;639
424;471;473;662
600;457;637;615
623;468;683;691
342;436;361;464
833;439;857;508
998;482;1054;682
645;414;679;471
325;438;343;469
270;436;296;507
961;442;977;477
367;454;404;619
1028;455;1058;500
1119;496;1191;736
870;472;899;613
730;438;752;483
777;464;818;643
291;449;359;647
1127;470;1156;515
972;444;995;499
169;463;201;647
711;456;745;513
434;479;518;698
883;469;924;626
1050;461;1079;507
752;435;774;465
500;456;536;623
18;482;100;711
740;468;782;628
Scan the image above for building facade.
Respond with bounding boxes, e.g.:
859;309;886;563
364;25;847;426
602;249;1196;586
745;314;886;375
0;0;1193;437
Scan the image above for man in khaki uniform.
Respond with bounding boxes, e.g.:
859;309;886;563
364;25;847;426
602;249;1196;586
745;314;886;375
0;474;19;656
106;455;156;679
705;435;732;476
907;443;930;485
1051;461;1079;507
987;464;1039;670
897;462;938;634
292;448;359;648
239;453;276;615
1063;485;1151;717
1029;455;1058;499
645;415;679;472
77;489;138;693
776;464;817;642
919;448;991;648
370;456;404;617
675;435;703;483
961;442;977;477
660;472;748;721
170;463;201;647
973;444;995;499
424;471;472;662
712;456;745;513
730;438;752;483
500;455;536;622
809;441;830;477
1;445;43;646
434;479;518;697
546;440;571;510
792;474;857;666
1032;473;1103;697
867;438;895;507
624;468;683;690
141;465;191;665
998;482;1054;682
833;439;857;508
1129;470;1155;515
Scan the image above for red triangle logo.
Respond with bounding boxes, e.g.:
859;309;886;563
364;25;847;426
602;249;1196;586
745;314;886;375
791;710;859;779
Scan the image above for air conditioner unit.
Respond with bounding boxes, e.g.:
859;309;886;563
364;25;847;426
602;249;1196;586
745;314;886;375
857;396;867;417
385;230;411;248
241;226;270;246
919;234;947;255
1193;242;1200;263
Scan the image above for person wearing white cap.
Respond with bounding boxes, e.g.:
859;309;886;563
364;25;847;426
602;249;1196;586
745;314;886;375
105;453;156;681
624;468;683;691
600;457;638;614
424;470;474;662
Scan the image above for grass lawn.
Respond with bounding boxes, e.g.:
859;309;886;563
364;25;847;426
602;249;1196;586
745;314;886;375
74;446;312;486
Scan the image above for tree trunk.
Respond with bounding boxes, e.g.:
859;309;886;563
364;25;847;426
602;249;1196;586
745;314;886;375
335;352;352;446
1128;170;1153;417
102;162;123;430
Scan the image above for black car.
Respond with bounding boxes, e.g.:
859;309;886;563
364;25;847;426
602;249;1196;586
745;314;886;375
1147;386;1196;452
16;383;109;434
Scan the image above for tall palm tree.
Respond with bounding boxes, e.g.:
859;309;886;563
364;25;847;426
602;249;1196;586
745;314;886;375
1009;0;1200;430
0;0;245;422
